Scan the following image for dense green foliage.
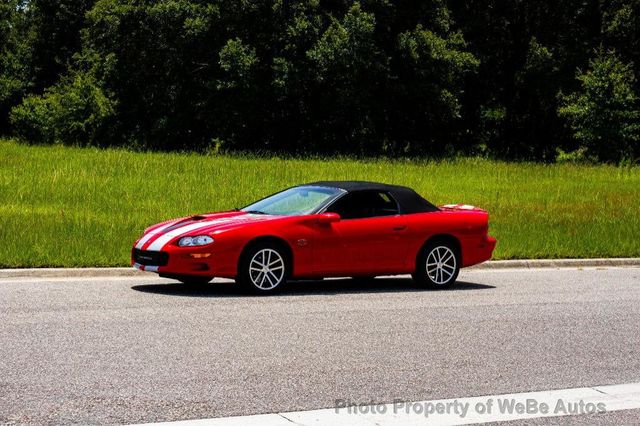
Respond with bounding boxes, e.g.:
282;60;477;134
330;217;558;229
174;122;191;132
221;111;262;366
1;140;638;267
559;50;640;162
1;0;640;162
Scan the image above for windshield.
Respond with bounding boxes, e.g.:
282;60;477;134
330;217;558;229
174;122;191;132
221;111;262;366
241;186;344;216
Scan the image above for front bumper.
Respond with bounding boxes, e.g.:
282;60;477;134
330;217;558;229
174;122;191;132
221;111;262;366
131;247;213;276
131;238;245;277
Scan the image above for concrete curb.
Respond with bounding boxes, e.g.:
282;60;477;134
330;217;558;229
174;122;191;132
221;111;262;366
467;258;640;270
1;258;639;279
0;267;148;279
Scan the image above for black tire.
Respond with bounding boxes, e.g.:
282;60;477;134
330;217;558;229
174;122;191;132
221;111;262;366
176;275;212;286
412;239;460;289
237;242;290;293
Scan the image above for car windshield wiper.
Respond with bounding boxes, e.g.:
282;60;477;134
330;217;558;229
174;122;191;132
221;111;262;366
244;210;268;215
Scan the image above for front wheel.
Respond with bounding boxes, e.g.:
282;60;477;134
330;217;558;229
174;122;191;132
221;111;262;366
237;243;289;293
412;241;460;289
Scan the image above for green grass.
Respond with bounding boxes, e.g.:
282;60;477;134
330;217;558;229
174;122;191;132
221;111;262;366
1;140;639;267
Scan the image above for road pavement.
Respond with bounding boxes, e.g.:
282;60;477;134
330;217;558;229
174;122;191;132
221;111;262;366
0;267;639;425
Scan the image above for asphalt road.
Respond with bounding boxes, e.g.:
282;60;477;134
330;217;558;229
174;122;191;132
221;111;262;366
0;267;639;425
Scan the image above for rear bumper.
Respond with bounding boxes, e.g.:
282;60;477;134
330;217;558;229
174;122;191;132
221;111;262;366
462;235;497;267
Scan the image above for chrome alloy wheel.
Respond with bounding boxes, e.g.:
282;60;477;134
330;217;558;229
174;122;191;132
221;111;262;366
426;245;457;285
249;248;285;290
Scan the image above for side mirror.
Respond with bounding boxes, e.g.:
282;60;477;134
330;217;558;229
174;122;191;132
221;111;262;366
317;212;341;224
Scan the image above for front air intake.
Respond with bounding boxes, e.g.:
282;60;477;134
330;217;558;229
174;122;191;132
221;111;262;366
133;249;169;266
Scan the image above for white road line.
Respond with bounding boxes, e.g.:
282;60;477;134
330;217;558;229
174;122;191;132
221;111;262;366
130;382;640;426
0;276;236;284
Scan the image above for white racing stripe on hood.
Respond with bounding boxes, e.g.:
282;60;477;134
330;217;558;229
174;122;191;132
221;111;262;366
135;221;179;249
144;215;266;251
144;214;271;252
145;221;219;251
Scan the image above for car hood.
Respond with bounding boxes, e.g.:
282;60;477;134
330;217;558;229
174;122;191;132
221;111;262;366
136;211;283;251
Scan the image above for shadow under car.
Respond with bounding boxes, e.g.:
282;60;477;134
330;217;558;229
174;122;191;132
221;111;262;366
131;277;495;298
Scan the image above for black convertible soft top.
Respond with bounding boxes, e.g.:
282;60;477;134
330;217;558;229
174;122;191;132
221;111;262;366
306;181;439;214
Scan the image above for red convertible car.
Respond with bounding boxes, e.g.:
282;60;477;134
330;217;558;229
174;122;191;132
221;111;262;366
132;181;496;292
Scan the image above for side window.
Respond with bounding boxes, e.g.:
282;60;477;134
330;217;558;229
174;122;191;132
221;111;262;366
326;191;399;219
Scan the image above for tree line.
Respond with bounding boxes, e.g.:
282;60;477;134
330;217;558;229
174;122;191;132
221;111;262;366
1;0;639;163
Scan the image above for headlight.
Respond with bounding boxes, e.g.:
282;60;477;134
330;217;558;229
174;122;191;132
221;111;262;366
178;235;214;247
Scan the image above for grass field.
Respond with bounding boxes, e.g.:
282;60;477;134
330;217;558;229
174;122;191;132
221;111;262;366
1;140;639;267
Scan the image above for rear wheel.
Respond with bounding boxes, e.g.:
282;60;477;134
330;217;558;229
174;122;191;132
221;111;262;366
237;243;289;293
412;241;460;289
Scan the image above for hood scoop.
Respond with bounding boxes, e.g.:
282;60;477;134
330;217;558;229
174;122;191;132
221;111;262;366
161;215;209;233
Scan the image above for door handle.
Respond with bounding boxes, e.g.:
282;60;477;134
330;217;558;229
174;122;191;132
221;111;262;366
393;225;407;231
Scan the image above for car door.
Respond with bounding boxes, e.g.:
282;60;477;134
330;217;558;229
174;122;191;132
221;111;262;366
311;191;409;275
